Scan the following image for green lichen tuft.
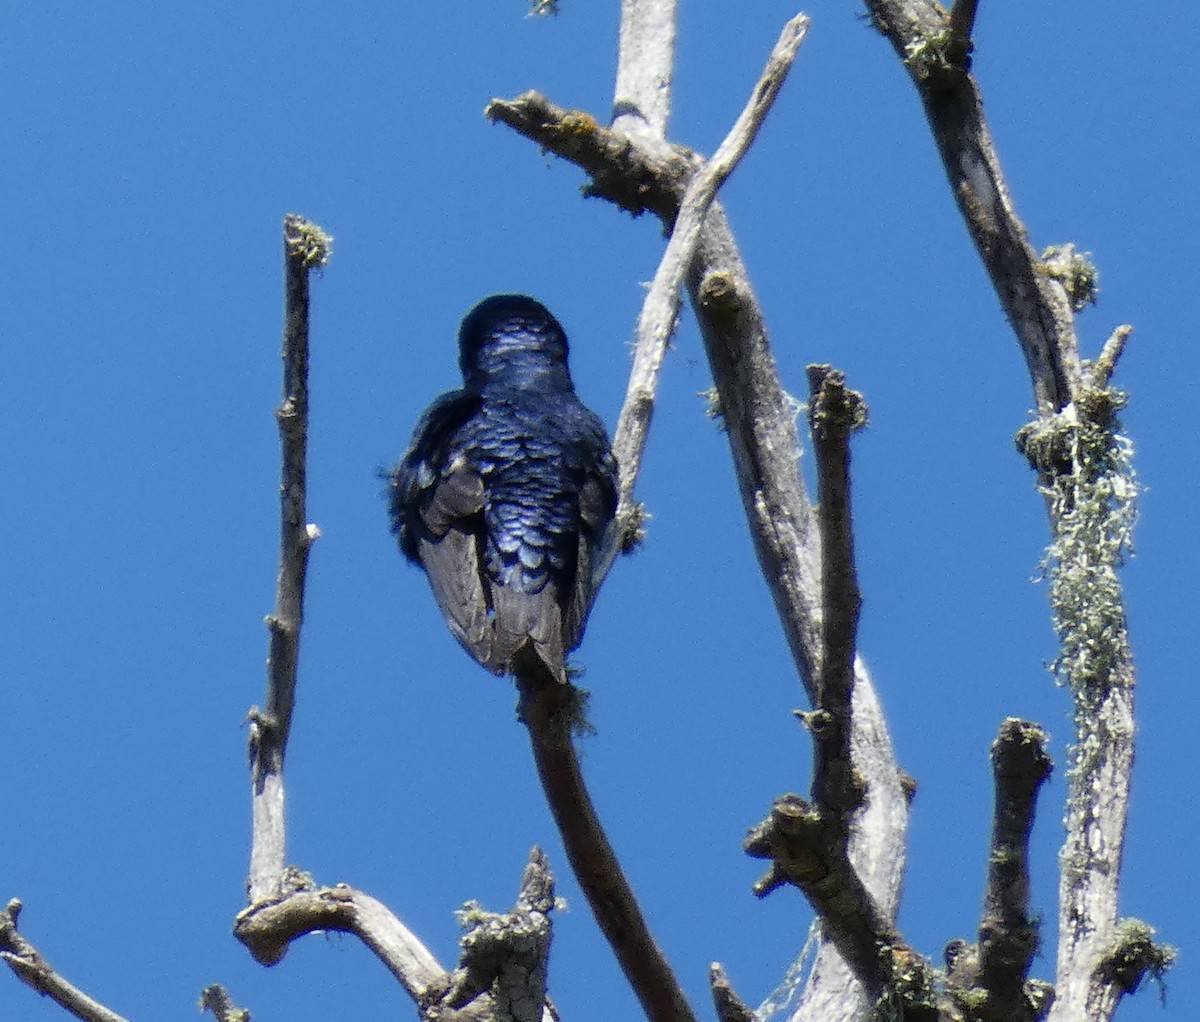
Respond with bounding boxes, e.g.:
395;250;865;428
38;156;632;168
903;29;954;79
455;899;491;928
284;216;333;270
1098;919;1176;1001
1040;244;1099;312
871;945;939;1022
1025;978;1054;1019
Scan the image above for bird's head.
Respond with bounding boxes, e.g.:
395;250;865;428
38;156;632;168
459;294;574;393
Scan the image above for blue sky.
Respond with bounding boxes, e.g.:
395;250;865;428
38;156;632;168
3;2;1197;1021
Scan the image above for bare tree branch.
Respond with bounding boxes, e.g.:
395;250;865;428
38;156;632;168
745;370;934;1016
514;653;697;1022
805;366;866;819
613;0;676;137
492;11;910;1019
199;984;251;1022
709;963;757;1022
745;794;908;1005
234;217;552;1020
865;0;1081;416
612;13;810;530
0;900;131;1022
246;214;330;905
864;4;1157;1018
972;719;1053;1020
234;876;445;994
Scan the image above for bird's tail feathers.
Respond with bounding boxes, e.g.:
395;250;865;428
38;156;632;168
490;585;566;683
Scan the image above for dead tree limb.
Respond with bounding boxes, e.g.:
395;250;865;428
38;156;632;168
246;213;330;905
491;7;909;1020
515;654;696;1022
234;217;562;1022
863;3;1165;1018
0;900;131;1022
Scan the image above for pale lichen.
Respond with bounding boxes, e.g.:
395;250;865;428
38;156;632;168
902;29;954;79
1016;385;1138;790
699;386;726;431
1039;244;1099;312
1097;918;1176;1001
283;215;333;270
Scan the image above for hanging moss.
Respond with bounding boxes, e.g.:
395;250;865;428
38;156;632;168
1016;387;1137;698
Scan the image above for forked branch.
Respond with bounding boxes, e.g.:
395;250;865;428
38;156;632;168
745;369;932;1015
611;13;809;528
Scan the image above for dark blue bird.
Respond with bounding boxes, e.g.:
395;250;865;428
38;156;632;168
389;294;619;681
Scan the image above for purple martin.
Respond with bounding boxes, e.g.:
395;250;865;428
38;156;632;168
389;294;618;681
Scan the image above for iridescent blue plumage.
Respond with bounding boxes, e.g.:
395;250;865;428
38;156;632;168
390;294;618;680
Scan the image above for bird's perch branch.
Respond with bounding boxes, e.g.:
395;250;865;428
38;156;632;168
515;654;697;1022
0;900;131;1022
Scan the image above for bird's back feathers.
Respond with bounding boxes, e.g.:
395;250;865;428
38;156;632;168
390;294;617;681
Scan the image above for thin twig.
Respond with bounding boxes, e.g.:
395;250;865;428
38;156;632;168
515;655;697;1022
233;218;471;1014
246;214;329;904
0;900;131;1022
612;13;810;526
1092;324;1132;388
